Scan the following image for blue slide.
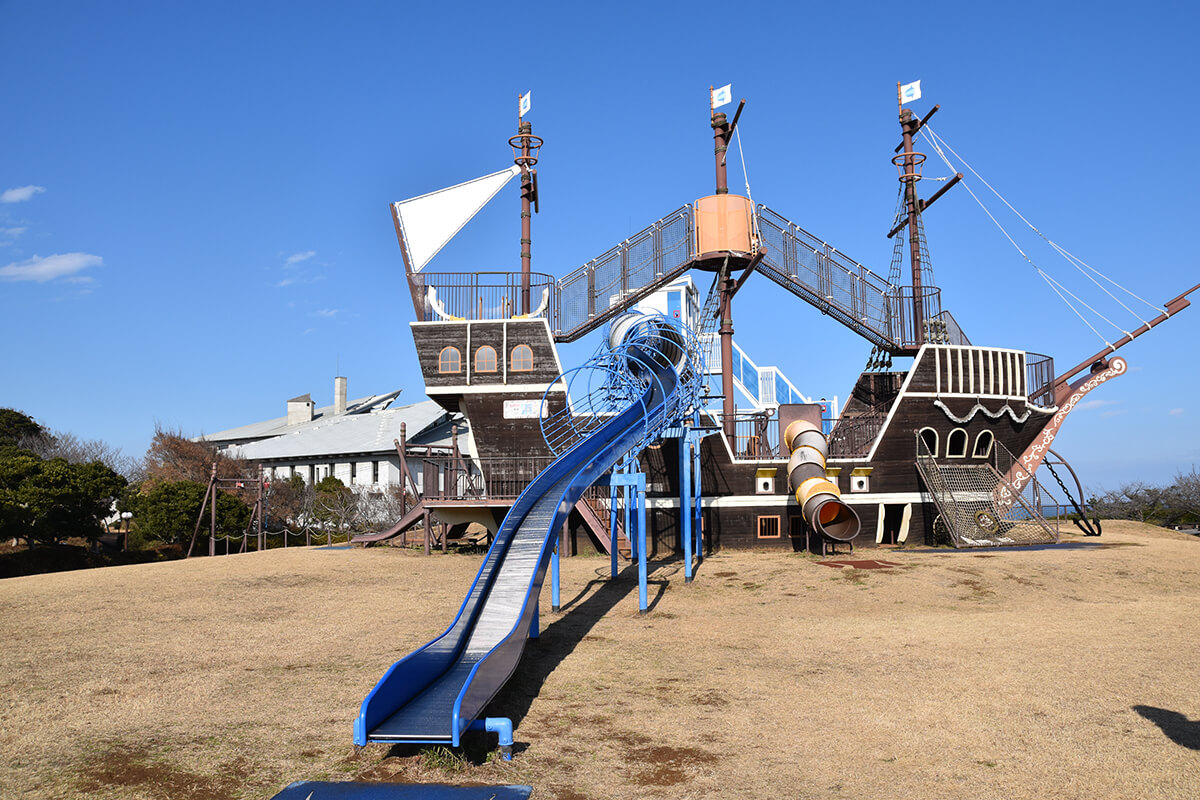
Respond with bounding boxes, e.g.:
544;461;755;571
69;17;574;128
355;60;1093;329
354;315;695;752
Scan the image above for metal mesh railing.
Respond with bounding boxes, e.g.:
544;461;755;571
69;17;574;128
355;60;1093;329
553;207;695;341
419;456;553;501
915;435;1059;547
1026;351;1056;408
828;406;888;458
756;205;944;352
410;271;558;321
728;412;780;460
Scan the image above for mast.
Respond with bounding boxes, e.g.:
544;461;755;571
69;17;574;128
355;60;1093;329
712;102;738;440
509;118;542;315
896;85;926;347
890;85;961;350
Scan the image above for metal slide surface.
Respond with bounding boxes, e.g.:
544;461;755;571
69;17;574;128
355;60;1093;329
350;502;425;544
355;337;681;747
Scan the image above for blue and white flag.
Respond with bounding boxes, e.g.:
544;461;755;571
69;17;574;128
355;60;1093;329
900;80;922;103
711;83;732;109
519;91;531;118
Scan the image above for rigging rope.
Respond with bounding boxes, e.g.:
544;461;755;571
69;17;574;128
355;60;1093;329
916;126;1138;348
733;125;760;244
921;124;1161;324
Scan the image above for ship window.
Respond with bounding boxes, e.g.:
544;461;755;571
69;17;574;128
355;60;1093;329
947;428;968;458
973;430;995;459
438;346;462;373
757;515;781;539
475;345;497;373
511;344;534;372
918;427;939;457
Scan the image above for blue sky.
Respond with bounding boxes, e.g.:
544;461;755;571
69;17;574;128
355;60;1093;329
1;1;1197;491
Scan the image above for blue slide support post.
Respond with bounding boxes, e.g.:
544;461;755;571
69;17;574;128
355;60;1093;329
609;482;619;579
469;717;514;761
551;540;560;613
636;471;648;614
692;424;703;565
680;428;693;583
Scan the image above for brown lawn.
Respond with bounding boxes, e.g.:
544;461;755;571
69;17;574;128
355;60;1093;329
2;521;1199;799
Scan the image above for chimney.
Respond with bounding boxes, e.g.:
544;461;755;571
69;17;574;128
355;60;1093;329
287;393;314;426
335;376;347;415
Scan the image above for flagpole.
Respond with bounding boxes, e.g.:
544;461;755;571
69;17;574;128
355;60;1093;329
896;81;902;116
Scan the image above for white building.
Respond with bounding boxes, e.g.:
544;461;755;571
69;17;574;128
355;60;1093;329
199;377;467;495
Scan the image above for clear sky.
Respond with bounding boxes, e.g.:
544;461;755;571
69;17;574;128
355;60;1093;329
2;1;1197;491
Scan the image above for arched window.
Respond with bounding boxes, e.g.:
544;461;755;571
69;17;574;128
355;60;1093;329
438;346;461;373
918;427;939;457
973;430;995;459
511;344;534;372
475;345;497;373
947;428;968;458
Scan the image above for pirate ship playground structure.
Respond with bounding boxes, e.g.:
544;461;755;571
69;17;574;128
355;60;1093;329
366;88;1196;558
350;85;1196;754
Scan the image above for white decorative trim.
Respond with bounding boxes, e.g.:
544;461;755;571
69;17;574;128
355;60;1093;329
934;398;1033;425
643;492;928;510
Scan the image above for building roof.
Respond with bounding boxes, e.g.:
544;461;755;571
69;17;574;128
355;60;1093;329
202;391;403;445
223;398;453;461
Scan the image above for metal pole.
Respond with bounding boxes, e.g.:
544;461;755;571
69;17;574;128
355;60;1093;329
899;108;924;345
681;434;693;583
551;541;561;613
712;110;730;196
257;466;264;551
209;464;217;557
719;279;736;441
637;472;648;614
609;481;619;579
694;434;703;563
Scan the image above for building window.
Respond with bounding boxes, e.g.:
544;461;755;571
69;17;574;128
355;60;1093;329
511;344;534;372
372;461;380;483
973;430;995;459
947;428;968;458
918;428;938;457
439;346;462;373
350;462;357;482
475;345;498;373
308;465;315;483
757;515;781;539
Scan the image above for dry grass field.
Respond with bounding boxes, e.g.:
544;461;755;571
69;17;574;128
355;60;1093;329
2;521;1199;799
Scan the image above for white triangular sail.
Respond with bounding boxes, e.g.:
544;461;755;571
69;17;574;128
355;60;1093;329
393;165;521;272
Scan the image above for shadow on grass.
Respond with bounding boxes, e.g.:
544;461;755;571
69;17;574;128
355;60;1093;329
486;557;684;731
1133;705;1200;750
380;557;685;763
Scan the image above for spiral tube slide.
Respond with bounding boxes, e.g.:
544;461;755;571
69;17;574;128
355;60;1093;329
355;314;701;752
785;420;860;542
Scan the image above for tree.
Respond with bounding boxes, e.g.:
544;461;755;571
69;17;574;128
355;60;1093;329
312;476;359;536
263;474;310;532
0;408;47;448
129;480;251;547
1165;468;1200;526
0;455;126;547
142;424;248;487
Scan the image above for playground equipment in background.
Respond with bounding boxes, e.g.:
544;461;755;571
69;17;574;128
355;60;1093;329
785;420;860;554
355;313;704;758
186;463;267;557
